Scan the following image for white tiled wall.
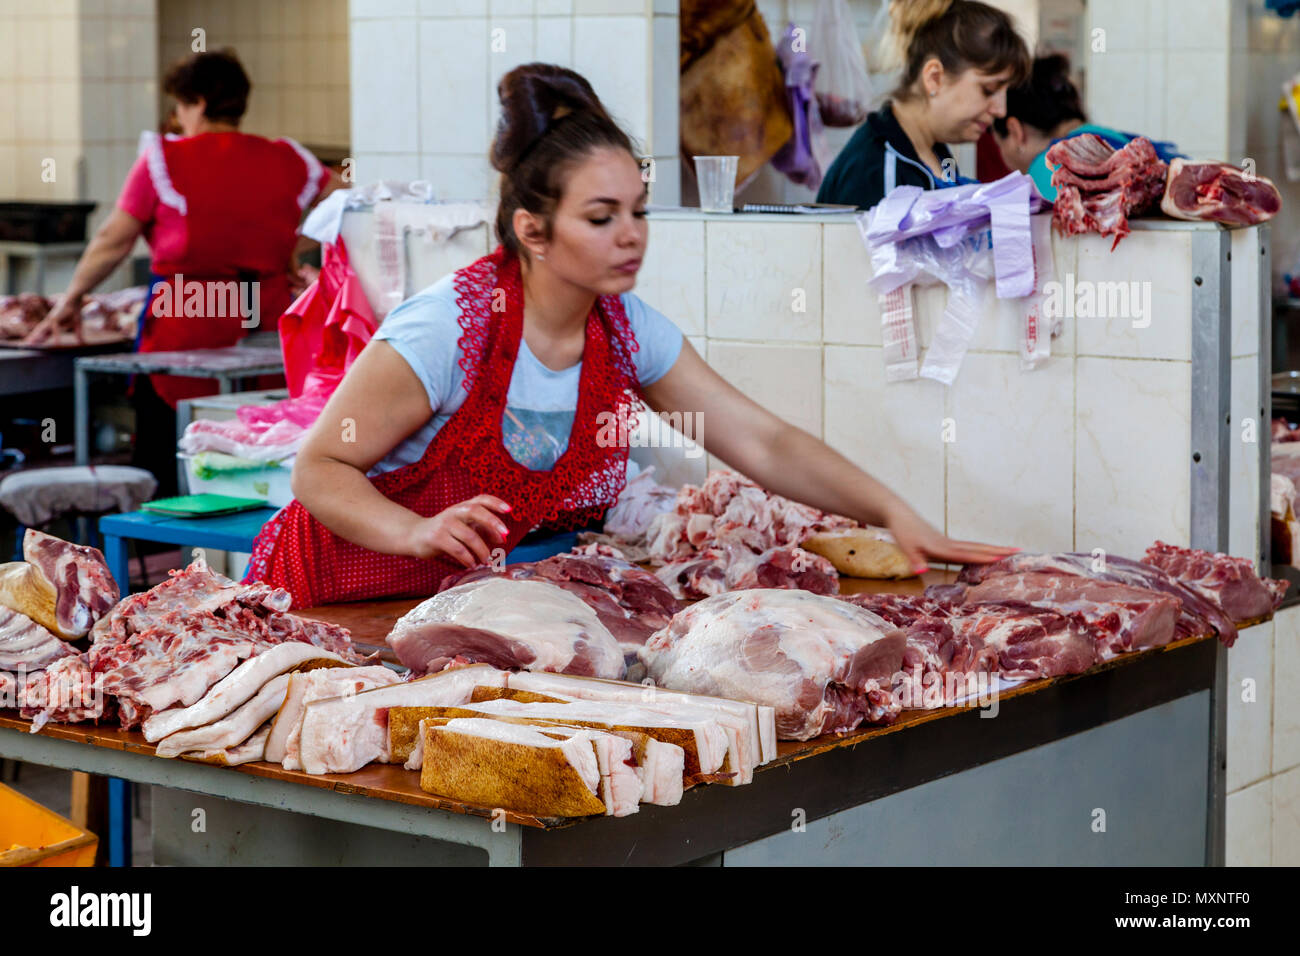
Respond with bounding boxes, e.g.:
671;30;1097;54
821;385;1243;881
158;0;350;150
349;0;680;204
1225;606;1300;865
0;0;158;290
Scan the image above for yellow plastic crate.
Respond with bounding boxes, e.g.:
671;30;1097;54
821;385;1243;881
0;782;98;867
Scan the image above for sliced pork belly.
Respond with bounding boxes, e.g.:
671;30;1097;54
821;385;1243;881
0;530;119;641
506;669;776;767
154;673;291;758
417;718;605;817
267;665;401;768
179;723;273;766
142;642;350;742
387;577;626;679
296;664;507;774
643;589;906;741
0;606;78;671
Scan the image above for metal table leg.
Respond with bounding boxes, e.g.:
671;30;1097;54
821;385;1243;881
101;530;129;595
107;777;132;867
74;363;89;466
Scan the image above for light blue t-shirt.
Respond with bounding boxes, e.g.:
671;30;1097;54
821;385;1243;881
370;274;684;475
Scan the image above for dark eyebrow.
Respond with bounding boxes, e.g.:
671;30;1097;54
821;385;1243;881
584;197;621;206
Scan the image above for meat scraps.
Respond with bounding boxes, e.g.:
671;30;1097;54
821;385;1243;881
645;470;852;597
1141;541;1287;622
1161;158;1281;226
642;589;906;741
1047;134;1167;249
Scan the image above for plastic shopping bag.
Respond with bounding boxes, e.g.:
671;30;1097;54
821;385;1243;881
811;0;876;126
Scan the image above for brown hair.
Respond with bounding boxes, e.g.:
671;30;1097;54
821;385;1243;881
491;63;638;259
163;49;251;123
889;0;1030;101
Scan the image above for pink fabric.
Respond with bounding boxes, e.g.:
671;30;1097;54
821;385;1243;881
276;240;376;400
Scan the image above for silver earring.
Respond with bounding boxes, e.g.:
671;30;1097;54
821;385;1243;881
929;89;937;97
538;253;545;261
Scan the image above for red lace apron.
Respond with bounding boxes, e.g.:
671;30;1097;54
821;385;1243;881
244;246;641;609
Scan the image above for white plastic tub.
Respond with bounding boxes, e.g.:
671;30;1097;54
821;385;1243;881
179;454;294;507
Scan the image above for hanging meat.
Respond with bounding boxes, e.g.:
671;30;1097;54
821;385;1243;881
680;0;793;190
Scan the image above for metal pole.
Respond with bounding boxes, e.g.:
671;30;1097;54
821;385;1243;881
1189;226;1232;867
73;360;89;466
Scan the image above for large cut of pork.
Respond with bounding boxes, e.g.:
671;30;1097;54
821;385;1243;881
642;589;906;741
388;576;627;679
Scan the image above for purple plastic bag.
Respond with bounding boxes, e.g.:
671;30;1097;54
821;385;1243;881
770;23;827;190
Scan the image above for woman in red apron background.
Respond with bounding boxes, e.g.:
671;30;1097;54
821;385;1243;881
24;50;339;495
247;63;1017;609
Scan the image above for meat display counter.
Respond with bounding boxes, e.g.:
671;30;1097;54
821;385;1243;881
0;572;1240;866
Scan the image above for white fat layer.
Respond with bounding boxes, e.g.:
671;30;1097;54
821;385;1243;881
144;643;347;742
272;666;400;768
297;665;506;774
155;673;291;757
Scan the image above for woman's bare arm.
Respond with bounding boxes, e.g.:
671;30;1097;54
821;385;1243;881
641;340;1017;570
23;209;144;345
290;339;509;562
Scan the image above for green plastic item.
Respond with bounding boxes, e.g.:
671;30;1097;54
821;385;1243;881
141;494;268;517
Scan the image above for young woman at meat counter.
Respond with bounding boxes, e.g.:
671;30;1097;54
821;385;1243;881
244;63;1015;608
816;0;1030;210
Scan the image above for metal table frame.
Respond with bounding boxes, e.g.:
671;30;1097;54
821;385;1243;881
73;347;283;471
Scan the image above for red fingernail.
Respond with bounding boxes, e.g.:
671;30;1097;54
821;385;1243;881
502;504;512;512
914;564;929;574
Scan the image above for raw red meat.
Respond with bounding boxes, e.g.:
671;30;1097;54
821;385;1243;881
1142;541;1287;622
1047;135;1167;249
842;592;1097;686
952;551;1237;646
1161;159;1281;226
655;537;839;601
644;471;855;584
941;570;1180;660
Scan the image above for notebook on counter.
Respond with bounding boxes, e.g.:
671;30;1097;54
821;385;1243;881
142;494;268;518
738;203;859;214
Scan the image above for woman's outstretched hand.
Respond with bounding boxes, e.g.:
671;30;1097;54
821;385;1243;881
883;501;1020;575
22;296;82;347
405;495;514;567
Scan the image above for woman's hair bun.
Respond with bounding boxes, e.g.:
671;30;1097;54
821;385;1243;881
491;63;611;173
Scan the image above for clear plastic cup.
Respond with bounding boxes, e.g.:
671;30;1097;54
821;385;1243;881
694;155;739;213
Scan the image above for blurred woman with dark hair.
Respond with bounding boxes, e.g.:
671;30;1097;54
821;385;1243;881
23;49;341;495
991;54;1178;201
816;0;1031;210
247;62;1017;607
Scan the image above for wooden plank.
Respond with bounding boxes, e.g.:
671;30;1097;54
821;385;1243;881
69;772;109;866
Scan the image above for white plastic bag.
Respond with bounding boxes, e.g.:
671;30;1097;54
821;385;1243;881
811;0;876;126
